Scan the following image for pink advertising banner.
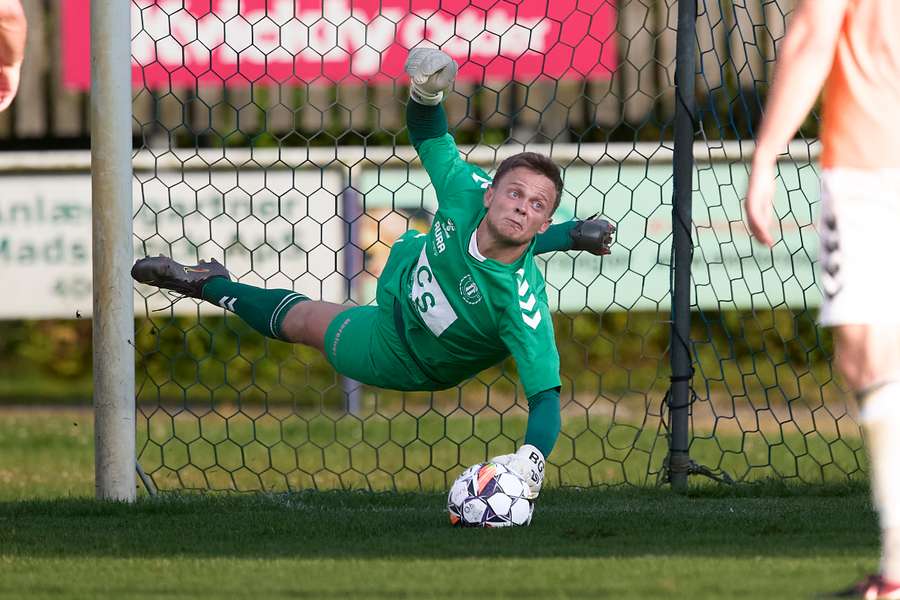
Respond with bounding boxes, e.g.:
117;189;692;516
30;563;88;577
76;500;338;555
62;0;616;90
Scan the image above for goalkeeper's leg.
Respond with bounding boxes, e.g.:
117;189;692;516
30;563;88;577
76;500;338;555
132;255;320;342
217;290;444;391
132;255;441;390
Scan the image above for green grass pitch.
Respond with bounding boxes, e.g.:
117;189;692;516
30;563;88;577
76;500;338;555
0;408;879;599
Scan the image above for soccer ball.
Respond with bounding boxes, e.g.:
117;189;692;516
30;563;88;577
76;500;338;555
447;462;533;527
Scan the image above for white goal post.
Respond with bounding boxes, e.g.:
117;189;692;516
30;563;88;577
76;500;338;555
91;1;135;501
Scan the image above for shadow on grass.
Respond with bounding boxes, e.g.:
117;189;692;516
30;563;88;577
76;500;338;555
0;481;877;561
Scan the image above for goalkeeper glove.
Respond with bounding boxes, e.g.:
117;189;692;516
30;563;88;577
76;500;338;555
490;444;545;500
570;215;616;255
404;47;458;106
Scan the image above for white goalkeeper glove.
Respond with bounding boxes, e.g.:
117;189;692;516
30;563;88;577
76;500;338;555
490;444;545;500
404;47;458;106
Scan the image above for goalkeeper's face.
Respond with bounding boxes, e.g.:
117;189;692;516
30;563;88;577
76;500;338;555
483;167;556;246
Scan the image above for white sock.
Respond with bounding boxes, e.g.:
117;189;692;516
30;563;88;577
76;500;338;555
885;527;900;583
859;381;900;581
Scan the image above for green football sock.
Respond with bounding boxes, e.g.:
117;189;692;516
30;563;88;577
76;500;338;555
524;388;561;458
201;278;309;341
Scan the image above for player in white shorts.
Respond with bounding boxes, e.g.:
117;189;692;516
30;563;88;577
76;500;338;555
745;1;900;597
818;171;900;327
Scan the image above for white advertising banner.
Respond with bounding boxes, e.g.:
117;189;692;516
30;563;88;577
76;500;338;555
0;148;823;320
357;161;823;313
0;167;345;319
1;174;93;319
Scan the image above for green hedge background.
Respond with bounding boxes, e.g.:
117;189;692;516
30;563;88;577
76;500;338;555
0;308;836;407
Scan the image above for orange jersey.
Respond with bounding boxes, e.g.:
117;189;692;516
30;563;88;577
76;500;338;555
821;0;900;169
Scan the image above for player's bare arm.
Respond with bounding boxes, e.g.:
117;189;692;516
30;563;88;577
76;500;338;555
744;0;849;247
0;0;26;113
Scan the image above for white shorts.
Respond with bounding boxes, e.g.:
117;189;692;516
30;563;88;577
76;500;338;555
818;168;900;326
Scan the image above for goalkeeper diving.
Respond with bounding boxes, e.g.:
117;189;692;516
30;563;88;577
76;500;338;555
132;48;615;499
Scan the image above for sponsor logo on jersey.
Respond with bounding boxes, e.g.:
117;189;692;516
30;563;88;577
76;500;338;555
471;172;492;189
410;246;458;336
458;274;482;305
432;219;457;255
515;268;541;329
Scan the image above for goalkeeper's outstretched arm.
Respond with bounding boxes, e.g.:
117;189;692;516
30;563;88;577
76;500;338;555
404;48;616;256
533;217;616;256
488;387;560;500
406;96;449;151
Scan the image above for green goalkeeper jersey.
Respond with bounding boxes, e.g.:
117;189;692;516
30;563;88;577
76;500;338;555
378;133;561;398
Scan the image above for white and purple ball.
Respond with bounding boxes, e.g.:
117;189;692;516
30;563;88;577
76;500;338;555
447;462;533;527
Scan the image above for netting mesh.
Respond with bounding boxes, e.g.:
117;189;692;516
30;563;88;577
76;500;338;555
130;0;864;493
686;1;864;482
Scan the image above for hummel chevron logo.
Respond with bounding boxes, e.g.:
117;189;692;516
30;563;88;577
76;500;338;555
522;311;542;329
515;268;541;330
820;207;842;300
519;295;535;311
218;297;237;311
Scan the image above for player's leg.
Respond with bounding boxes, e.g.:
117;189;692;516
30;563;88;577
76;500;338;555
279;300;349;351
833;325;900;391
820;169;900;593
132;255;442;391
132;255;321;342
834;324;900;588
318;302;444;391
200;277;319;341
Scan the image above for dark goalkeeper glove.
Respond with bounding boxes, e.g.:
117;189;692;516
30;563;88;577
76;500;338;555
569;215;616;255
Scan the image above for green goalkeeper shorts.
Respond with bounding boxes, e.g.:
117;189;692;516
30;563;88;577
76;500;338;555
324;230;459;391
323;302;449;391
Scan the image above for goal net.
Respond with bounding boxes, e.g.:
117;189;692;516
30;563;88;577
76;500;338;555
126;0;863;492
